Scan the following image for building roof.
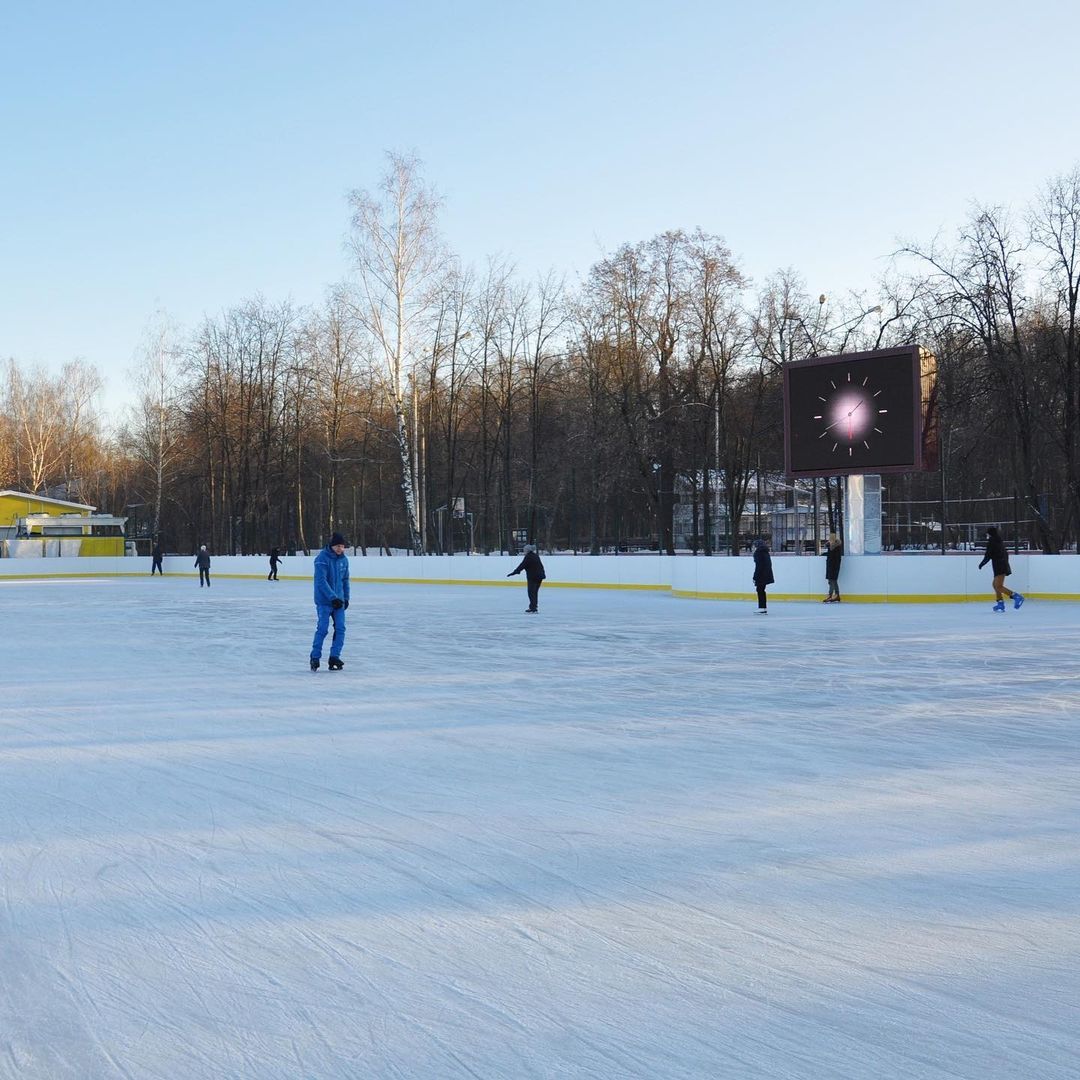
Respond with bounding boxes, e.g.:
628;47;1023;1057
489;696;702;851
0;490;96;512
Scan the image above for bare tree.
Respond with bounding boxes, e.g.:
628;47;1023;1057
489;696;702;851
4;358;103;496
903;207;1057;551
123;314;184;537
347;152;446;555
1030;167;1080;535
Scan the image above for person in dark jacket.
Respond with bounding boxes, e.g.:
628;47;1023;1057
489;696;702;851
978;526;1024;611
151;542;164;576
823;532;842;602
310;533;350;670
508;543;546;613
752;538;774;614
268;547;281;581
194;545;211;587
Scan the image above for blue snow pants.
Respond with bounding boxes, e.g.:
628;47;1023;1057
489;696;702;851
311;604;346;660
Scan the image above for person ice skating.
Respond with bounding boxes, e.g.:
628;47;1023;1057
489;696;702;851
508;543;546;613
823;532;842;602
194;545;211;587
310;532;350;670
752;537;773;613
268;547;281;581
151;541;164;576
978;526;1024;612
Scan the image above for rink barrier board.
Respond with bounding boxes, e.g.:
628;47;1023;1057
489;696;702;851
0;572;1073;603
2;553;1079;601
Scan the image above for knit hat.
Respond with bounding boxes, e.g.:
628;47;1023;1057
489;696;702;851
523;543;536;553
752;538;766;550
330;532;347;547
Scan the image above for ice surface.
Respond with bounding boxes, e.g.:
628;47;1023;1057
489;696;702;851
1;575;1078;1079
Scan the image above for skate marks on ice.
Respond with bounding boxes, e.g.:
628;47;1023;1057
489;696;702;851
0;578;1079;1077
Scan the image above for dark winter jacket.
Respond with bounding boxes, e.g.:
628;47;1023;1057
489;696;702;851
314;544;350;607
269;548;281;566
152;544;163;562
510;550;546;581
978;530;1011;576
752;544;774;586
825;542;843;580
194;549;210;570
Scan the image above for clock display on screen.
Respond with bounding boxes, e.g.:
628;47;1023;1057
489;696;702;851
813;369;889;457
784;346;931;477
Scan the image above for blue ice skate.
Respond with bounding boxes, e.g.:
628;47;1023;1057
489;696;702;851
1013;593;1025;610
992;600;1006;612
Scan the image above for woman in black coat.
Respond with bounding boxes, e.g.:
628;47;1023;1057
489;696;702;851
508;544;546;613
752;538;774;614
823;532;842;602
978;526;1024;611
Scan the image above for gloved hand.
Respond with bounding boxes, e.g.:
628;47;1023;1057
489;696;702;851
331;598;343;610
507;572;515;577
343;600;349;610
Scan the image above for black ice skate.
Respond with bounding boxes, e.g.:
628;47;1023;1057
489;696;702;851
310;657;320;671
328;656;344;670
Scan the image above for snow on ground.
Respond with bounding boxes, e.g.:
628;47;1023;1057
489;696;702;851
1;573;1078;1079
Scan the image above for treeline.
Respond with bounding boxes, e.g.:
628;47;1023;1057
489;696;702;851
3;157;1079;554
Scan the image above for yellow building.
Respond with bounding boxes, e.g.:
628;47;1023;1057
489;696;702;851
0;490;129;557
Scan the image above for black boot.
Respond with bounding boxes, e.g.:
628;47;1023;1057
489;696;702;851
328;656;344;670
310;657;320;671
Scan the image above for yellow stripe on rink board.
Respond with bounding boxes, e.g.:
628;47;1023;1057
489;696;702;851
0;571;1075;602
672;590;1070;603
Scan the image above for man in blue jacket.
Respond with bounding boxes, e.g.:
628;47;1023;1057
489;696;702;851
311;533;350;671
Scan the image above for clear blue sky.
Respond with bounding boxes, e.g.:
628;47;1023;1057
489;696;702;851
2;0;1078;420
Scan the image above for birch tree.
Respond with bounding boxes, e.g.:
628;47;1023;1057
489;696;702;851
348;153;445;555
4;358;102;495
125;314;183;537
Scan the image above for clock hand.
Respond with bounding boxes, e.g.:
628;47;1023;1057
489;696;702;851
848;399;864;441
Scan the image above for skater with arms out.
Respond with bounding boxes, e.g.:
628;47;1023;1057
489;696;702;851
508;543;546;613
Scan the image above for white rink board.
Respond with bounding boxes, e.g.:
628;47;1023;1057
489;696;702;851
3;551;1077;601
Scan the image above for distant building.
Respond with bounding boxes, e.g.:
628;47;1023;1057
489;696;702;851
0;490;129;557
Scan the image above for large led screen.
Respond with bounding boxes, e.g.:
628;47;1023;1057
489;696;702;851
784;346;936;478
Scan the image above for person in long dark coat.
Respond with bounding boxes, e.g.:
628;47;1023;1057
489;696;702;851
752;538;774;614
978;526;1024;611
151;542;164;576
508;544;546;613
823;532;842;602
194;545;211;588
268;547;281;580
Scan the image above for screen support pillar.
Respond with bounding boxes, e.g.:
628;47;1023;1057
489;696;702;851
844;474;881;555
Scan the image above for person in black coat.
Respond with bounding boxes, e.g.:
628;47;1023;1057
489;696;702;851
194;545;211;588
151;541;164;576
978;526;1024;611
823;532;842;602
752;538;774;614
508;543;546;613
268;547;281;580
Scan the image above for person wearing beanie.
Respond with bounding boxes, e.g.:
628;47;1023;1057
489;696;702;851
194;544;211;587
978;526;1024;612
508;542;546;613
310;533;351;670
752;538;773;614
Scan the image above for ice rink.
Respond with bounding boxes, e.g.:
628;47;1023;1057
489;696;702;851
1;573;1078;1079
